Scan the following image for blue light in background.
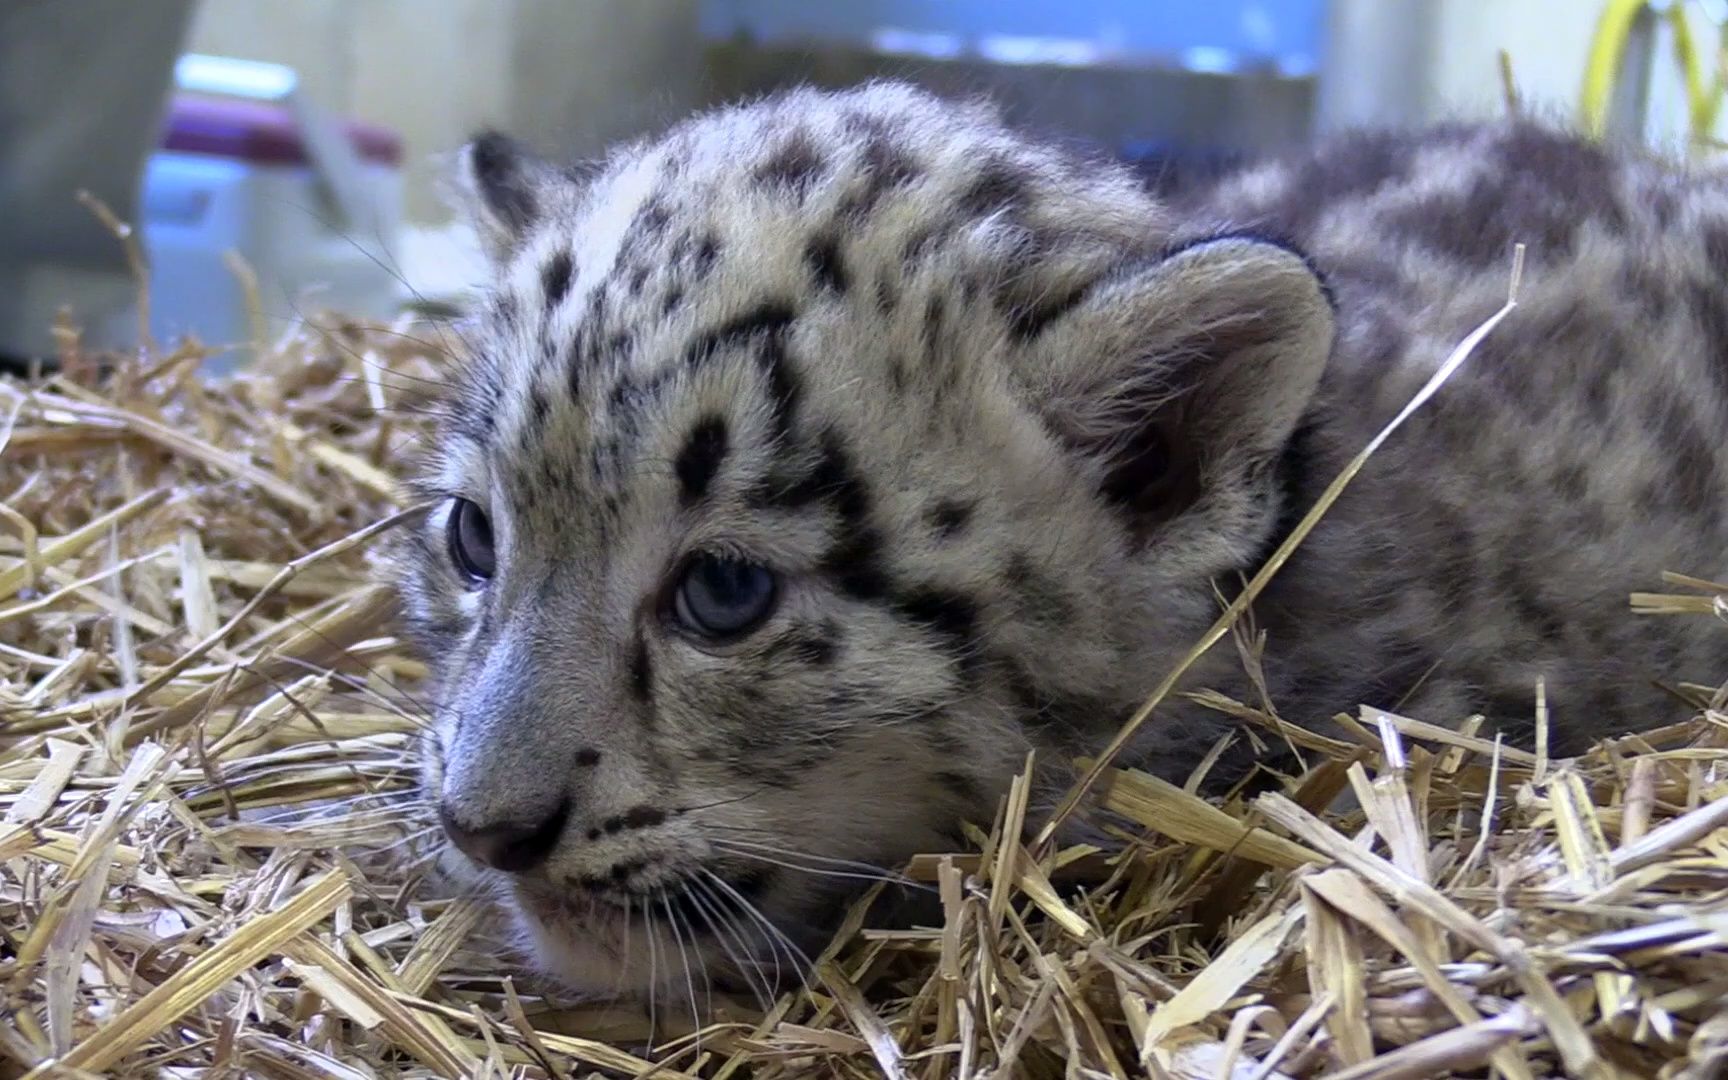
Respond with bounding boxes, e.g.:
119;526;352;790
699;0;1324;78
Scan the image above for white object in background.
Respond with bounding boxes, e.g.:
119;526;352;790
139;54;406;372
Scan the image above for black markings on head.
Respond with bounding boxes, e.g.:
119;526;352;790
805;233;849;293
891;586;982;675
921;295;945;359
820;526;891;602
959;156;1030;219
1495;563;1565;642
541;250;574;308
630;198;672;244
926;498;973;539
762;622;841;667
628;635;652;703
694;233;721;278
686;303;796;369
674;414;729;506
874;274;899;314
575;748;601;767
755;132;828;195
840;134;921;219
759;429;870;522
684;303;801;444
1004;551;1077;626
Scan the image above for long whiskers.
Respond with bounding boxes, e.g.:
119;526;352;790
708;837;933;894
701;869;813;996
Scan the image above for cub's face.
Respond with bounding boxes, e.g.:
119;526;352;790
396;83;1332;1000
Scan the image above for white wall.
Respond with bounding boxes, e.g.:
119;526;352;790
186;0;703;225
1319;0;1711;152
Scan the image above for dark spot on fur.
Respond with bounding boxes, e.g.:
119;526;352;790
926;498;973;538
621;806;665;830
1704;221;1728;276
1386;124;1625;266
1252;129;1408;237
840;134;921;219
763;624;841;666
805;233;848;293
674;414;729;506
1619;259;1670;320
629;635;652;702
1484;689;1539;741
1688;279;1728;407
959;157;1029;218
541;250;574;307
892;586;981;674
1553;461;1589;502
756;133;827;195
936;770;984;806
1004;552;1077;626
1496;564;1565;641
922;294;944;359
874;274;899;313
821;526;891;601
575;748;601;767
694;233;721;277
663;285;685;314
631;198;671;242
759;429;870;522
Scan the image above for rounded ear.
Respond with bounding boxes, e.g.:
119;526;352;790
454;130;559;262
1031;235;1334;536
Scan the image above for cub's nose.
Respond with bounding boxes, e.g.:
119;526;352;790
439;799;569;874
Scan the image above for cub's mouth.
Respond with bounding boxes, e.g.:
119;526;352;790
470;851;935;1004
500;865;812;1001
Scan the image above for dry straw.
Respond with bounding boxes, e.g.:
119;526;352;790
4;241;1728;1078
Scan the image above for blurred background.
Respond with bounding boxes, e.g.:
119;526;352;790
1;0;1720;371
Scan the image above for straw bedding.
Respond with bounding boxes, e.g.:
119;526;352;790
4;286;1728;1079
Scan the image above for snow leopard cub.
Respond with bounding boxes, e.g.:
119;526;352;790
396;81;1728;997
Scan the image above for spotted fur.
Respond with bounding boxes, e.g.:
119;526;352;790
396;83;1728;999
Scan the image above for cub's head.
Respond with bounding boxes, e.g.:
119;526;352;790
397;82;1332;1000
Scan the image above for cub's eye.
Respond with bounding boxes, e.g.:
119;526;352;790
672;554;777;640
446;498;496;585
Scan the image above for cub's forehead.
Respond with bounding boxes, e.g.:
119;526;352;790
441;83;1157;518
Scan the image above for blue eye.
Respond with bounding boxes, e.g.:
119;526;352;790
446;497;496;585
673;554;777;639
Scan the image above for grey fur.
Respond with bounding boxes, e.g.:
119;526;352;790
395;83;1728;998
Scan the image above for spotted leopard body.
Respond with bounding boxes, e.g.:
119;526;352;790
396;82;1728;997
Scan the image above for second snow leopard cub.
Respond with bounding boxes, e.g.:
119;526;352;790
397;81;1728;996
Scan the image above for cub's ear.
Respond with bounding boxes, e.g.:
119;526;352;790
1031;235;1334;542
455;130;562;262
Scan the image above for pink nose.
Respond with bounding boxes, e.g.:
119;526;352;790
438;799;569;873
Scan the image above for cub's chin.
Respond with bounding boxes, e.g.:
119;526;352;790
506;875;805;1002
